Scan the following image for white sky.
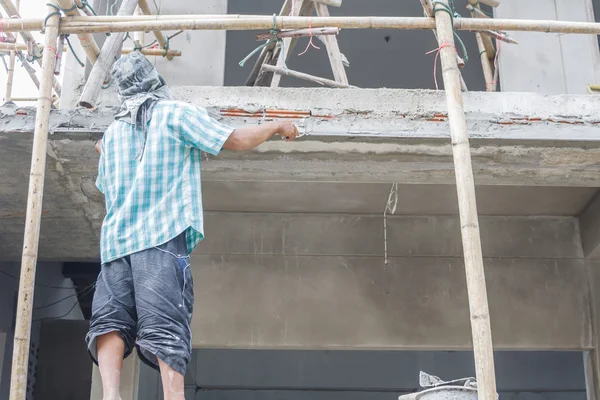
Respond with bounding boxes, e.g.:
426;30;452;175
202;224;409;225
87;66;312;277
0;0;65;103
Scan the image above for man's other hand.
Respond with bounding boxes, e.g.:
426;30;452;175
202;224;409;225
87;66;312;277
95;139;102;154
277;122;300;142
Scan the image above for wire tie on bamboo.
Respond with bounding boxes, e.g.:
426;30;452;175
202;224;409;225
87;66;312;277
298;18;320;56
239;13;284;67
432;0;469;64
426;42;457;91
44;4;61;28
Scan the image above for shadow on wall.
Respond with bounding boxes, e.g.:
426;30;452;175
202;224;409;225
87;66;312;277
225;0;488;90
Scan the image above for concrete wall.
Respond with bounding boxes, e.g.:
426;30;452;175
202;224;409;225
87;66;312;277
496;0;600;94
189;214;589;350
35;320;92;400
136;349;586;400
0;262;82;400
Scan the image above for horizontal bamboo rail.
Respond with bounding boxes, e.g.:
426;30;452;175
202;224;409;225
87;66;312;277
121;47;181;57
0;43;67;51
0;42;181;56
3;15;600;35
256;27;339;40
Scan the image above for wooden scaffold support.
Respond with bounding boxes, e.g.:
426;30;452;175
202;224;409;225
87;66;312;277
7;2;60;400
433;0;497;398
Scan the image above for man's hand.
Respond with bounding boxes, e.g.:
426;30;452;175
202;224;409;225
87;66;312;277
277;122;300;142
95;139;102;154
224;121;300;151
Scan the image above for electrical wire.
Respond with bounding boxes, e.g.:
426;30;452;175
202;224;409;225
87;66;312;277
32;284;96;323
34;283;95;310
0;268;82;290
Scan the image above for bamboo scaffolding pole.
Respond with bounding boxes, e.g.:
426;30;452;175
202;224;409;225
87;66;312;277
469;9;495;92
419;0;467;91
468;0;495;59
137;0;174;60
4;15;600;35
434;2;497;400
270;0;314;88
245;0;291;86
0;0;61;95
0;28;40;96
73;0;93;16
3;0;18;102
0;42;180;57
262;64;355;88
475;31;495;91
9;96;38;101
315;2;348;85
256;27;339;40
315;0;342;7
121;46;181;57
55;0;100;64
479;0;500;7
5;43;15;101
8;3;59;400
133;5;144;47
77;0;139;109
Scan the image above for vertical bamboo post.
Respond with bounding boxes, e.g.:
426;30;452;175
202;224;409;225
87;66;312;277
8;3;59;400
3;0;18;102
5;46;15;101
474;31;495;91
433;1;497;400
77;0;138;109
468;0;495;59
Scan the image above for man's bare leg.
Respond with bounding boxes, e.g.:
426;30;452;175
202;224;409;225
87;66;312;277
97;332;125;400
158;358;185;400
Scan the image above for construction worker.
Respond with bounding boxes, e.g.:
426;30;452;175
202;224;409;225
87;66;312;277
87;51;299;400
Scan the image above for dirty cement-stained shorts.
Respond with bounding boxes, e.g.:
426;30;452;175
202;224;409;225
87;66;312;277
86;232;194;376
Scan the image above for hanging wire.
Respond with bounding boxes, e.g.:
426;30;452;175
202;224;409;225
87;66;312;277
383;183;399;265
65;34;85;67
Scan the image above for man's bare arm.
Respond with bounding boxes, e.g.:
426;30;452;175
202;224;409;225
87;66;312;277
223;121;299;151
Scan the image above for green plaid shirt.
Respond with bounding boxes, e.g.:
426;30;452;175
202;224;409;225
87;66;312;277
96;101;234;264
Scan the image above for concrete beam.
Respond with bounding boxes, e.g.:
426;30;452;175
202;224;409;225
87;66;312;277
582;193;600;260
190;254;591;350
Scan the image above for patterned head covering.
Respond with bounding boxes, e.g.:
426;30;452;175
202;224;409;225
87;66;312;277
111;51;173;159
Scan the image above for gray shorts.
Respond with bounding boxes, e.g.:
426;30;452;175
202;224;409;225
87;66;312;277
86;232;194;375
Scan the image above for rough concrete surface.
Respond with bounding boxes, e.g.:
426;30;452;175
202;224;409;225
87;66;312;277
190;254;591;350
0;87;598;261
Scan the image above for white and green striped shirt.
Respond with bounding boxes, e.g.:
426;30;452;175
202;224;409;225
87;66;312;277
96;101;234;264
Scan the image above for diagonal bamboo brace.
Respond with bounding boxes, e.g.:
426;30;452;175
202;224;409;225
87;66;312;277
433;1;498;399
8;4;60;400
77;0;138;109
54;0;100;64
138;0;174;60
